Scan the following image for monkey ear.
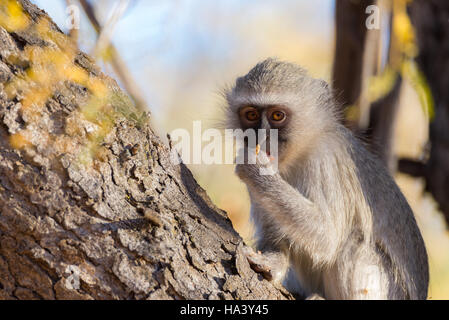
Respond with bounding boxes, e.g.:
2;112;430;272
315;79;336;108
317;79;330;91
316;79;335;100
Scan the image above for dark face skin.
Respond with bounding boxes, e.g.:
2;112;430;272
238;105;291;157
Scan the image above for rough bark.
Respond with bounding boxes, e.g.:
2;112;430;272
406;0;449;224
0;0;292;300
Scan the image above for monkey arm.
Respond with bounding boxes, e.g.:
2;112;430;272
236;160;342;265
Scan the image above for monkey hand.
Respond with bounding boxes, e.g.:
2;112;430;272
235;147;277;184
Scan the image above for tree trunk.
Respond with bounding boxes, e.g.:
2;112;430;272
0;0;292;300
333;0;372;109
405;0;449;224
332;0;402;169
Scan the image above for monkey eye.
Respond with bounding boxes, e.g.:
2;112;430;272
270;110;286;122
239;106;260;123
246;110;259;121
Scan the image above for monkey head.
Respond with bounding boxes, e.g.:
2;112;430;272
225;58;339;171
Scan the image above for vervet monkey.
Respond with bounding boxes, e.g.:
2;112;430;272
225;58;429;300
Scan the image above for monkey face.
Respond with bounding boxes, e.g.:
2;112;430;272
226;58;337;170
236;104;292;159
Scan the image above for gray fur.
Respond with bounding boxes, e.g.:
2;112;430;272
227;58;429;300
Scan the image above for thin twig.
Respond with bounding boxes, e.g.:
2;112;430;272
78;0;149;113
93;0;130;59
397;158;427;178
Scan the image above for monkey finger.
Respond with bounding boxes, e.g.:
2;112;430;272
256;150;271;166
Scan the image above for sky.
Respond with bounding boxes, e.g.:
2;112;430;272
32;0;335;122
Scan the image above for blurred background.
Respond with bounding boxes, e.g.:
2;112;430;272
33;0;449;299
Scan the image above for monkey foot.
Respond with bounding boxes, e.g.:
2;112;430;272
242;246;277;281
306;293;325;300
